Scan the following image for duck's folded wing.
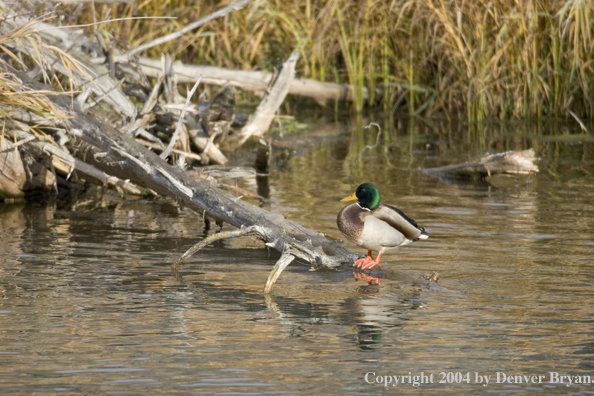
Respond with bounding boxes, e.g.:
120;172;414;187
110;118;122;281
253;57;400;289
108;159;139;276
374;204;428;240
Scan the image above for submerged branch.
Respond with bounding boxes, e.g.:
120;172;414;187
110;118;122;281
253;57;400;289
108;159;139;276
172;225;265;270
171;225;297;294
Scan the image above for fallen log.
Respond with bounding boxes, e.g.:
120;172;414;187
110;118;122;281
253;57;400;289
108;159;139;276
9;124;143;195
128;56;370;106
421;149;539;178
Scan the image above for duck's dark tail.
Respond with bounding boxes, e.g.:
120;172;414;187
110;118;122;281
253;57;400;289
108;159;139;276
418;227;429;240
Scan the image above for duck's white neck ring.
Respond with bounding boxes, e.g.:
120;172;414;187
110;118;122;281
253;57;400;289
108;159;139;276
356;203;371;212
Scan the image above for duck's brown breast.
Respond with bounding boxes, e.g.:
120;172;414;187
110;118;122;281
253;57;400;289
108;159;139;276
337;203;365;243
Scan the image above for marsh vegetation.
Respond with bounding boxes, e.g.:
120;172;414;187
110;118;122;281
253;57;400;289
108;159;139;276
61;0;594;120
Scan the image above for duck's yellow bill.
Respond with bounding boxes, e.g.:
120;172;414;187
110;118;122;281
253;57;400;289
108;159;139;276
340;192;357;202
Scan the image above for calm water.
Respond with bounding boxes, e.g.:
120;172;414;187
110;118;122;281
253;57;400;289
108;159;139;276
1;118;593;395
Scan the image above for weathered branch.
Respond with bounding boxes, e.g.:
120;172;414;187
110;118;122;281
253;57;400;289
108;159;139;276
136;138;202;162
7;123;142;195
422;149;539;178
160;77;201;159
0;135;27;199
172;225;320;294
173;225;266;270
130;56;369;105
38;139;142;195
232;51;299;146
264;252;295;294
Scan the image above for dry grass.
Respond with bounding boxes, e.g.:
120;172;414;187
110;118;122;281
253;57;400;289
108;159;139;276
63;0;594;120
0;16;77;123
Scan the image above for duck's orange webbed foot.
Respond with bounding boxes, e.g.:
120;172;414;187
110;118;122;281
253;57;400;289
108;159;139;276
353;256;374;269
358;252;383;270
353;250;374;269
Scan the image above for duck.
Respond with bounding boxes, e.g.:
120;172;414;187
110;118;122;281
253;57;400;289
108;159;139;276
337;183;428;270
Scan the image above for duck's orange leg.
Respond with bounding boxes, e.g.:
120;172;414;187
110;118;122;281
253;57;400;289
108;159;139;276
359;252;383;270
353;250;374;268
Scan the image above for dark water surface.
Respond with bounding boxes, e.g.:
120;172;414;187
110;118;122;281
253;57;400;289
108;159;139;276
1;119;593;395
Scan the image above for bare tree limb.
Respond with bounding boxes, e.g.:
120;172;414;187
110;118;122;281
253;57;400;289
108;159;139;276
136;138;202;162
131;55;368;105
232;51;299;147
0;135;27;199
264;251;295;294
160;77;201;159
172;225;264;270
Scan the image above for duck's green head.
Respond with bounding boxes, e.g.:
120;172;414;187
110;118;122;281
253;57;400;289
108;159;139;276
340;183;381;210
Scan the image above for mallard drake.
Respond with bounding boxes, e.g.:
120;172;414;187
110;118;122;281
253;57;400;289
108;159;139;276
337;183;428;269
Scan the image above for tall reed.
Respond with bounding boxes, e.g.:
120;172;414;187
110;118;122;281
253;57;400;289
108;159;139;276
72;0;594;120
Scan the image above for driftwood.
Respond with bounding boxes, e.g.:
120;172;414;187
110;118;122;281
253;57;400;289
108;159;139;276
160;77;201;160
1;2;232;165
1;124;144;197
0;136;28;199
422;149;539;178
150;85;235;166
16;125;142;195
232;51;299;146
129;56;371;106
136;138;202;162
0;4;233;172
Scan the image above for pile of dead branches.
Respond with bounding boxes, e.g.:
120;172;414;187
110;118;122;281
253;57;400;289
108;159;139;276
0;1;276;197
0;1;360;292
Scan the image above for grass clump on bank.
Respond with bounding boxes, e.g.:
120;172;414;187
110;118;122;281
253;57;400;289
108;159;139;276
70;0;593;121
